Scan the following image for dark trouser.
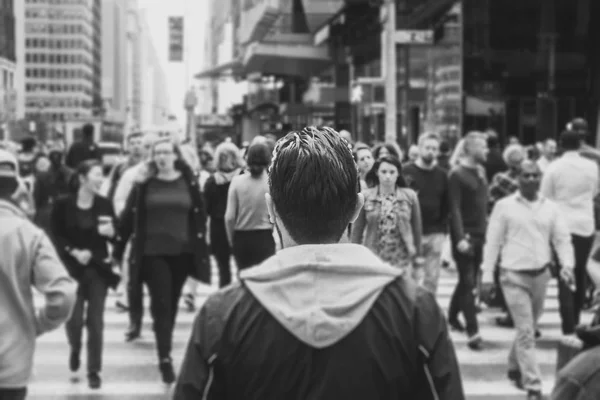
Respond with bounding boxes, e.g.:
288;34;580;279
66;268;109;374
0;388;26;400
448;238;483;336
210;219;232;288
558;234;594;334
142;254;191;361
233;229;276;271
128;276;144;328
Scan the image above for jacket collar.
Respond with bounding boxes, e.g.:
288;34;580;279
0;198;27;219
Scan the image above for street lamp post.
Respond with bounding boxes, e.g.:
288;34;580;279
384;0;397;144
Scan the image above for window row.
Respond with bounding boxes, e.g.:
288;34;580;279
27;0;89;5
25;38;93;52
26;98;92;109
26;52;91;65
25;8;91;21
26;68;92;80
26;83;92;94
26;23;89;35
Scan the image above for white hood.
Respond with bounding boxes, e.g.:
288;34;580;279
240;243;403;349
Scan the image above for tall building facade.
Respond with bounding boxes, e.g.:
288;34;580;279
101;0;127;122
22;0;102;125
0;0;18;135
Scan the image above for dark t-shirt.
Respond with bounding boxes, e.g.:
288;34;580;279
144;176;192;255
403;163;448;234
448;165;488;240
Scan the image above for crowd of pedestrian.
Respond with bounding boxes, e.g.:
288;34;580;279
4;119;600;399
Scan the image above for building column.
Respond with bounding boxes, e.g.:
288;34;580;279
334;62;351;134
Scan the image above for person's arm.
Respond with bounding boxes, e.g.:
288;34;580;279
224;179;238;247
408;189;423;256
447;170;465;241
113;185;138;262
439;172;449;228
50;198;77;254
481;201;507;283
540;165;555;199
551;206;575;271
416;288;465;400
65;144;76;169
29;229;77;335
113;167;135;217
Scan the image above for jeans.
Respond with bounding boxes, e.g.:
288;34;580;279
417;233;445;294
448;237;483;336
65;268;109;373
0;388;27;400
558;234;594;334
233;230;276;271
210;218;233;287
142;254;191;361
500;268;550;392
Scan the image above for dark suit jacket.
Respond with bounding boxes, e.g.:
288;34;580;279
50;194;116;282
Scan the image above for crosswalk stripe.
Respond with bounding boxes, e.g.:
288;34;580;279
27;268;574;398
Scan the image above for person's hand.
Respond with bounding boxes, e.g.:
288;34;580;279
72;249;92;266
456;239;471;254
560;267;576;291
98;222;115;238
480;281;496;306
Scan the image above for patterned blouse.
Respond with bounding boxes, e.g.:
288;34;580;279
375;191;412;269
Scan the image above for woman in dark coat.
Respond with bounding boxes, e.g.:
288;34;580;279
50;160;118;390
113;137;210;384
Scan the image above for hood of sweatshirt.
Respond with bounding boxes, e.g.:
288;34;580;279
240;243;404;349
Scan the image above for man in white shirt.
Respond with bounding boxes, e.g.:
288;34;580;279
541;130;598;334
111;131;158;341
536;139;556;173
481;160;574;400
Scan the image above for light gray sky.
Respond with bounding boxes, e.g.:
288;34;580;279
139;0;208;121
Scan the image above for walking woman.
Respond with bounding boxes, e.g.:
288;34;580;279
351;156;423;272
204;141;243;287
225;141;275;271
50;160;118;389
113;137;210;384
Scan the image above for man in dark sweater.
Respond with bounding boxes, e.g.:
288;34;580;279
447;131;489;351
404;133;448;295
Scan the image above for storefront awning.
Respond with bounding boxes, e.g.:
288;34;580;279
195;60;243;79
243;35;331;78
407;0;458;29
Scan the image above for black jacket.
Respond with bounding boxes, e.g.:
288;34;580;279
50;194;116;284
113;166;210;286
174;275;463;400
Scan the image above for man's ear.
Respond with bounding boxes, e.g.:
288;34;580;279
350;193;365;223
265;193;276;224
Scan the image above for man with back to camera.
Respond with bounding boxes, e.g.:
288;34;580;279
65;123;101;169
174;126;463;400
0;149;77;400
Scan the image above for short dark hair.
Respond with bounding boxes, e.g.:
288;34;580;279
560;130;581;151
269;126;359;244
365;156;407;188
82;123;94;138
373;143;401;160
246;141;271;177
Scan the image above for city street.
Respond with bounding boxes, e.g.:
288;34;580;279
26;262;578;399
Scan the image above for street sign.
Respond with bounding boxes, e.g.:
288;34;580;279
394;30;434;44
168;17;184;62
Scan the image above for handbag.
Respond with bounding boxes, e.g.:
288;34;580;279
89;257;121;290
